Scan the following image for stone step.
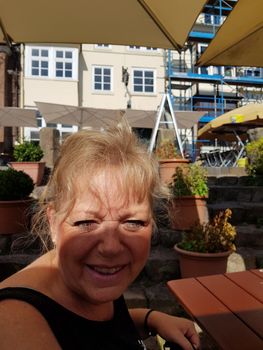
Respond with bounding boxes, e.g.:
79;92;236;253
156;224;263;250
208;186;263;203
235;224;263;248
208;175;263;186
208;202;263;225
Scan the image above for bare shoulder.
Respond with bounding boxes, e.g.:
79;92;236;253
0;297;60;349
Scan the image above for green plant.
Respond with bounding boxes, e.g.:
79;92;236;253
178;209;236;253
169;162;208;197
155;139;178;159
0;168;34;200
13;141;44;162
245;137;263;176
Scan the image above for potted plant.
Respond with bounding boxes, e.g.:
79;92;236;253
174;209;237;277
10;141;45;185
0;168;34;234
155;139;190;184
168;162;209;230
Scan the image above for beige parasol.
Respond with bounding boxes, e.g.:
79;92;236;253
0;0;207;50
35;102;125;129
0;107;37;127
197;0;263;67
198;103;263;141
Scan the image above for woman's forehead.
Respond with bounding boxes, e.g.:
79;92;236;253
67;171;147;211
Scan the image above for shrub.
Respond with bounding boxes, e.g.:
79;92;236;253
245;137;263;176
13;141;44;162
0;168;34;200
155;139;178;159
178;209;236;253
169;162;208;197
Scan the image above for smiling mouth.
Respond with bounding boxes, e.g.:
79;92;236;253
87;265;126;275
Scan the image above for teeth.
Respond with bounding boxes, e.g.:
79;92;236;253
90;266;123;275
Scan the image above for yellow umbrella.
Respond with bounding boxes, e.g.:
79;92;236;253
0;0;207;50
198;103;263;141
197;0;263;67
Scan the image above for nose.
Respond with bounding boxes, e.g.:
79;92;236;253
97;222;124;257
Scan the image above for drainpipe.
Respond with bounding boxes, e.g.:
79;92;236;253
19;44;25;141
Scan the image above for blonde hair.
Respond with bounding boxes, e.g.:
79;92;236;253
32;124;168;250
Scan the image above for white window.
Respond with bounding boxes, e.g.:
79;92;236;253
31;48;49;77
94;44;112;49
128;46;159;52
55;49;73;78
92;66;112;92
25;45;78;80
132;69;155;93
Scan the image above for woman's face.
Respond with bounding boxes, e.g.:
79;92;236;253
49;170;153;305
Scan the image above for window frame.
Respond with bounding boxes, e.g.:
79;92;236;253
132;68;155;94
25;45;78;80
92;65;113;93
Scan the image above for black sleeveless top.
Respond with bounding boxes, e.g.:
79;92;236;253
0;287;146;350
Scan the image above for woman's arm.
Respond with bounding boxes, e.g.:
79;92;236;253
129;308;200;350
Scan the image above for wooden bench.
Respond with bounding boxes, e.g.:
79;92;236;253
167;269;263;350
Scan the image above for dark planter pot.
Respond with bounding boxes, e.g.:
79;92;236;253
0;198;34;234
168;195;209;231
159;158;190;185
10;162;46;186
174;244;231;278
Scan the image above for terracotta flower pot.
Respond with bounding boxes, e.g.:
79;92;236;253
159;158;190;185
169;195;209;231
174;245;231;278
0;198;34;234
10;162;46;186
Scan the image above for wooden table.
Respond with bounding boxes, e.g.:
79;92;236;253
167;269;263;350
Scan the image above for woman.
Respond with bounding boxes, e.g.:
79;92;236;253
0;125;199;350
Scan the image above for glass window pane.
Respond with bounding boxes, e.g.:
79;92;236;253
104;83;111;90
145;71;153;78
56;62;63;69
104;68;110;75
104;76;110;83
41;50;48;57
95;75;102;82
95;83;101;90
32;49;39;56
95;68;101;74
134;78;142;84
65;63;72;69
56;70;63;77
47;123;57;128
65;51;73;59
41;61;48;68
134;85;143;92
145;78;153;85
32;60;39;67
41;69;48;76
32;68;39;75
65;71;72;78
56;51;64;58
134;70;143;77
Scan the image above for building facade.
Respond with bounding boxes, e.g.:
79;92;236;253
22;44;166;141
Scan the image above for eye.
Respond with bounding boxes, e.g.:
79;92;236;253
122;220;148;231
73;219;100;232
